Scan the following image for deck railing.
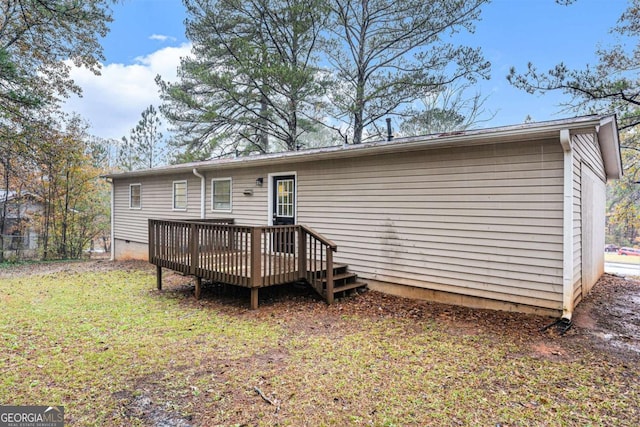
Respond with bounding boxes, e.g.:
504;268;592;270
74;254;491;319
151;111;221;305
148;219;337;307
301;225;337;304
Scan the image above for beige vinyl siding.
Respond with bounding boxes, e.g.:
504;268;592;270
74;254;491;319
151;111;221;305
114;173;202;243
114;169;273;244
570;132;607;306
295;139;565;310
112;138;566;310
572;155;583;305
574;133;606;181
208;168;270;225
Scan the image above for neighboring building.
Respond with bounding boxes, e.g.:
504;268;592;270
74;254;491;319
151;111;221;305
106;115;622;319
0;190;41;259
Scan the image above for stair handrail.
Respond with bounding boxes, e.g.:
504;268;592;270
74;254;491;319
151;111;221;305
300;225;337;304
300;225;337;251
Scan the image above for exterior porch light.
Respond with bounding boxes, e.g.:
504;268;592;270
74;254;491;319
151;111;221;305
256;177;264;187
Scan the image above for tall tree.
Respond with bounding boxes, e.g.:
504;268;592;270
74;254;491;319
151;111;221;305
399;83;494;136
607;133;640;246
0;1;115;261
131;105;165;169
0;0;114;120
0;0;114;253
508;0;640;130
325;0;491;144
117;136;137;172
157;0;329;159
26;115;110;260
118;106;166;171
508;0;640;245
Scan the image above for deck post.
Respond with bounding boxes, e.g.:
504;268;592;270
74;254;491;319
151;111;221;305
298;227;307;279
148;219;155;263
156;265;162;290
250;288;259;310
190;222;198;276
325;247;334;304
249;228;262;309
195;276;202;300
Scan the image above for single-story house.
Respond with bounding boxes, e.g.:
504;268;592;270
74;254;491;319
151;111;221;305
106;115;622;318
0;190;41;259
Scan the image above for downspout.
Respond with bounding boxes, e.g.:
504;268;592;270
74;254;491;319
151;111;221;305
559;129;574;322
106;178;115;261
192;168;206;219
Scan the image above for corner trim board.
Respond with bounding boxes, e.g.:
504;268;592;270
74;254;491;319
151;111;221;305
560;129;574;320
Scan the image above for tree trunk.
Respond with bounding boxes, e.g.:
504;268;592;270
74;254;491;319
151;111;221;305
352;0;369;145
288;98;298;151
42;164;54;260
0;159;9;262
60;169;70;259
258;93;269;153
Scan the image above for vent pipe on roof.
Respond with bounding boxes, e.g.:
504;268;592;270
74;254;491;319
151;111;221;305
386;118;393;142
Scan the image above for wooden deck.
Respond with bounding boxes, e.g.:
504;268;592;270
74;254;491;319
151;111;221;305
157;249;332;287
149;219;365;309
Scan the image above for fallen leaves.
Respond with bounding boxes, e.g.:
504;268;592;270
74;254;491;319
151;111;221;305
0;261;639;425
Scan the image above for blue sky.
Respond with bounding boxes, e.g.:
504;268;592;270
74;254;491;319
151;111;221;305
63;0;628;141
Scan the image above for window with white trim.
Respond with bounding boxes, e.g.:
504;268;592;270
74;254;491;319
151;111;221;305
129;184;141;209
173;180;187;210
212;178;232;211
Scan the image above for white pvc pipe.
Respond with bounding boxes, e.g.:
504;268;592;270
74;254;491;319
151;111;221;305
108;178;115;261
192;168;206;219
559;129;573;321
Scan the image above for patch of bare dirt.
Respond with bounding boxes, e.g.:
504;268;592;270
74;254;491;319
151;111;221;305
0;258;154;279
124;394;194;427
113;373;196;427
148;271;638;365
166;269;640;363
571;273;640;360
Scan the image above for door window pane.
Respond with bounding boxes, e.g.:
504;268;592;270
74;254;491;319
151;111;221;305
277;179;294;217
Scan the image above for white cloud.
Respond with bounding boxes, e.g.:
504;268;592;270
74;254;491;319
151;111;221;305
63;43;192;140
149;34;176;42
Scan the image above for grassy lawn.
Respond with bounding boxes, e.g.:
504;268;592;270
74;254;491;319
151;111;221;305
0;261;638;426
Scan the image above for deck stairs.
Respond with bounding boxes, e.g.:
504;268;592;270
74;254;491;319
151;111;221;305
308;262;367;302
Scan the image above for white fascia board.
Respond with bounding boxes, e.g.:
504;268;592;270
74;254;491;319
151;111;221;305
597;115;623;180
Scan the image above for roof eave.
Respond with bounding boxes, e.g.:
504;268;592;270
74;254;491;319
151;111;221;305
597;115;623;180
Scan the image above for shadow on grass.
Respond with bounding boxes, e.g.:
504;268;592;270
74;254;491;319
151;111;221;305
159;276;325;310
